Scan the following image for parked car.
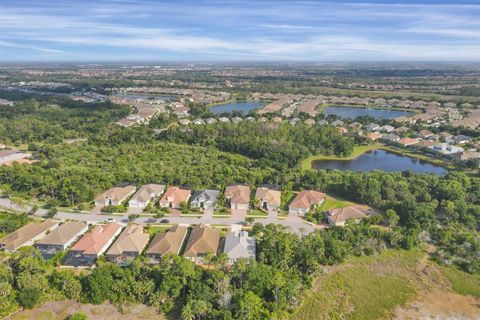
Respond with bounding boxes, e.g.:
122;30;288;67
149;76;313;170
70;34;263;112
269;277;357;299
105;217;115;223
160;219;170;223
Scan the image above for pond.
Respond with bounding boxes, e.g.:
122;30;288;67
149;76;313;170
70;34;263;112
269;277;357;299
323;105;415;119
312;149;446;175
210;101;263;114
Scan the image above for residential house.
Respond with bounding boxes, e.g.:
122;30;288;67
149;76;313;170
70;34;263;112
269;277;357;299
366;132;382;141
183;224;220;262
317;119;329;125
326;206;368;227
288;190;326;216
128;184;165;209
255;186;281;212
304;119;315;126
192;118;205;125
106;224;149;265
218;117;230;123
396;138;419;147
428;143;464;156
0;220;59;252
62;222;122;267
0;149;32;165
178;119;191;126
231;116;243;123
348;122;362;129
223;231;256;264
190;189;220;210
453;135;472;144
332;120;344;127
454;151;480;163
205;118;217;124
379;125;395;133
410;140;437;150
418;130;434;139
35;221;88;259
224;185;250;210
95;185;136;207
365;123;380;132
393;126;409;133
380;133;400;143
439;132;454;141
145;225;188;263
159;187;191;209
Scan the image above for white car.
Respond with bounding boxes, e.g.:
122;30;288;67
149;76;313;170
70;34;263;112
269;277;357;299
105;217;115;223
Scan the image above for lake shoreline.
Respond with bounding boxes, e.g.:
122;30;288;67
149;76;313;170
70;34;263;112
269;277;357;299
302;144;451;172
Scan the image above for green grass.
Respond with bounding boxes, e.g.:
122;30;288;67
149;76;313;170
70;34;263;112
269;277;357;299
247;209;268;217
301;144;382;170
441;266;480;298
292;249;421;320
319;196;355;211
147;226;171;235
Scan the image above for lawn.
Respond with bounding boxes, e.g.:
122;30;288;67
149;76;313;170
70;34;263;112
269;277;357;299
319;196;355;211
300;144;382;170
147;225;171;235
292;249;421;320
441;266;480;298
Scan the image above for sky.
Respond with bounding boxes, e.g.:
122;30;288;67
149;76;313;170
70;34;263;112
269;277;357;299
0;0;479;62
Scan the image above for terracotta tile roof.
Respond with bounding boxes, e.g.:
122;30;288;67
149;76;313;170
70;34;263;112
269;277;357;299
36;221;87;246
289;190;325;210
159;186;191;205
224;185;250;205
255;187;281;206
70;223;122;255
146;225;188;256
327;206;367;224
0;219;58;251
183;224;220;258
106;224;149;256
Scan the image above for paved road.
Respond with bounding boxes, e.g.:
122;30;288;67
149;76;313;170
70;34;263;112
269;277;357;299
0;196;318;235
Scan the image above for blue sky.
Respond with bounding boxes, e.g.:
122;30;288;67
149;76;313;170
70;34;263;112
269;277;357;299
0;0;479;62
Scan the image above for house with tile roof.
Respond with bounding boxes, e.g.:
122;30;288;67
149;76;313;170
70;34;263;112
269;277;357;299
190;189;220;210
255;186;281;212
35;221;88;259
223;231;256;264
62;222;122;267
128;184;165;209
106;224;149;265
288;190;326;216
326;206;369;226
183;224;220;262
145;225;188;263
159;186;191;209
224;185;250;210
95;185;136;207
0;219;59;252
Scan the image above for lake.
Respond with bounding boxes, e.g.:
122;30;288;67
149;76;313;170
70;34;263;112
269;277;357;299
312;149;446;175
323;105;415;119
210;101;263;114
